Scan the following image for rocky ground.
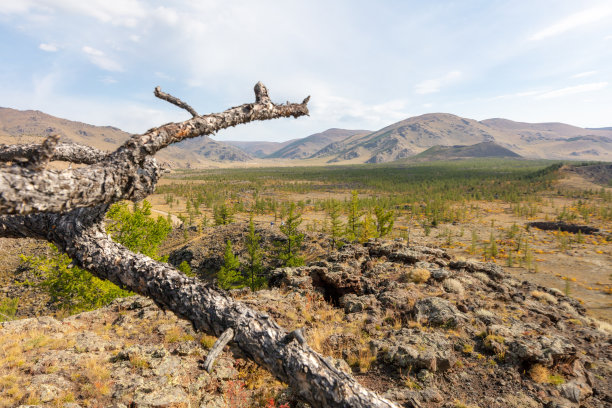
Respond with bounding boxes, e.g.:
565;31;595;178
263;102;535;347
1;227;611;407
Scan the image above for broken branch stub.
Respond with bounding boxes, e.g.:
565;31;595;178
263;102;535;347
0;84;399;408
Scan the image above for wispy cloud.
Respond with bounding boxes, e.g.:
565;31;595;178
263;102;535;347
100;76;117;84
39;43;58;52
530;5;612;41
414;71;462;95
536;82;608;99
82;45;122;72
571;70;597;79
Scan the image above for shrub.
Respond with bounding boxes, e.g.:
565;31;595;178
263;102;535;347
276;203;304;267
0;298;18;322
20;200;171;314
218;240;244;290
178;261;194;277
531;290;557;304
406;268;430;283
21;246;132;314
443;279;464;295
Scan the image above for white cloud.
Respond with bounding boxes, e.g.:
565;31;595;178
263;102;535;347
605;35;612;40
571;71;597;78
530;5;612;41
39;43;58;52
415;71;462;95
100;76;117;84
82;45;122;71
536;82;608;99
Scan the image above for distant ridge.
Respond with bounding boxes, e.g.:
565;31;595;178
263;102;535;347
267;128;370;159
311;113;612;164
224;140;297;158
2;107;611;166
0;107;253;167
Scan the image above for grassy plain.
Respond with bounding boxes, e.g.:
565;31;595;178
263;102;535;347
149;159;612;321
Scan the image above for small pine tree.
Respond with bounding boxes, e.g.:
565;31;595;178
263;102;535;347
178;260;194;277
374;206;395;238
245;217;266;291
214;203;234;225
277;203;304;267
488;230;498;259
359;211;376;242
106;200;172;261
328;200;344;250
346;190;362;241
217;240;244;290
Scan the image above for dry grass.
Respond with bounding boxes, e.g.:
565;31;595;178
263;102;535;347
406;268;431;284
528;364;550;383
531;290;558;304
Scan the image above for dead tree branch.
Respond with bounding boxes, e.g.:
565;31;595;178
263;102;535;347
154;86;199;117
0;83;399;408
0;141;107;165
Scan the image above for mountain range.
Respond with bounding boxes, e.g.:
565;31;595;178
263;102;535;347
1;107;611;166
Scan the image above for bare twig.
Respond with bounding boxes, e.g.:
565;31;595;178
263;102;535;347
154;86;199;117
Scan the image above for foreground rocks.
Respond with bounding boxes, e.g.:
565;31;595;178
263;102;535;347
1;237;611;407
266;239;612;407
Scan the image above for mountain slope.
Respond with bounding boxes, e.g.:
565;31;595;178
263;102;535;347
267;128;370;159
411;141;521;161
316;113;612;163
224;140;297;158
0;107;253;166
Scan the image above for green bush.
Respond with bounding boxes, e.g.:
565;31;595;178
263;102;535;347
178;260;194;277
21;200;171;314
217;240;244;290
0;297;19;322
21;246;132;314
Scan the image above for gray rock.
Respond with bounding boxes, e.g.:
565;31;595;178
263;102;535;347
38;383;61;402
340;294;378;314
560;380;592;403
419;387;443;402
212;358;238;380
413;297;463;327
199;394;225;408
376;330;456;372
430;268;451;281
133;382;189;407
153;355;182;377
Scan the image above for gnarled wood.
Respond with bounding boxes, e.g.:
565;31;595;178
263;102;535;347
0;83;399;408
0;141;107;165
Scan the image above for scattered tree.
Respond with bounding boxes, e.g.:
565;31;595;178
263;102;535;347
328;200;344;250
245;216;266;291
277;203;304;267
359;211;375;243
214;202;234;225
346;190;362;241
217;240;244;290
374;206;395;238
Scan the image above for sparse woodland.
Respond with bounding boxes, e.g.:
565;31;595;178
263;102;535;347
0;84;400;407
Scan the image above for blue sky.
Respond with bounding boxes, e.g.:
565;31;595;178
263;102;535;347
1;1;611;142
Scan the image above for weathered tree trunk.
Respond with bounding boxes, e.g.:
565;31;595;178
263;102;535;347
0;84;399;408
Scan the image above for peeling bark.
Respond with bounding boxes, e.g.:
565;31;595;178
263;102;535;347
0;83;399;408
